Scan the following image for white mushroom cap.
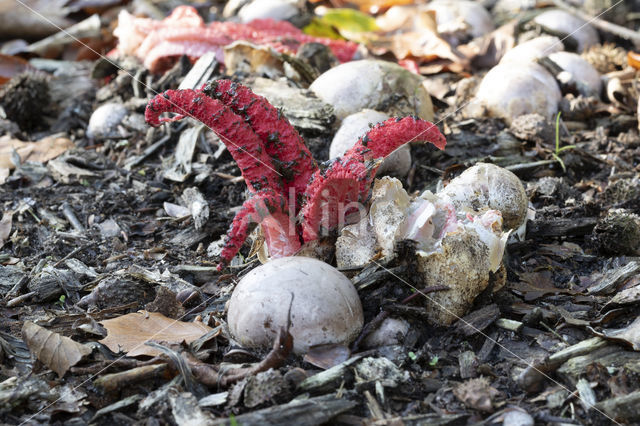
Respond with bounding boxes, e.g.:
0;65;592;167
227;257;364;354
87;103;128;140
237;0;299;23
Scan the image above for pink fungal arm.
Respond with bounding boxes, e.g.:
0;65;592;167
202;79;318;208
114;5;359;73
218;190;300;270
145;89;283;195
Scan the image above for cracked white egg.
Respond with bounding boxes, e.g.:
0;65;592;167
439;163;528;230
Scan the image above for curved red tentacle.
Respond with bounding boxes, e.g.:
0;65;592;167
345;117;446;201
218;190;300;270
300;117;446;243
299;160;366;243
145;89;283;195
202;79;318;210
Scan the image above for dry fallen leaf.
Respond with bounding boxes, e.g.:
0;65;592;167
0;134;74;170
594;316;640;350
22;321;92;377
510;271;575;301
99;311;213;357
371;6;469;73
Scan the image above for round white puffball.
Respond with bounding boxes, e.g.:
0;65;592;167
533;9;599;52
500;35;563;64
468;61;561;124
227;257;364;354
310;59;434;122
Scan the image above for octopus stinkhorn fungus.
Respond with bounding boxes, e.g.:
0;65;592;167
145;79;446;270
114;5;360;74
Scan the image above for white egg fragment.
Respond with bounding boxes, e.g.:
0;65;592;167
500;35;563;64
309;59;434;121
533;9;599;52
439;163;528;230
87;103;128;140
467;61;561;124
548;51;602;95
336;177;509;325
426;0;494;44
330;109;412;177
227;257;363;354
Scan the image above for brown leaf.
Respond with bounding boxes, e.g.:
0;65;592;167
99;311;212;357
593;316;640;350
370;5;469;71
0;134;74;170
303;344;351;370
22;321;92;377
457;21;516;69
510;271;575;301
0;54;32;85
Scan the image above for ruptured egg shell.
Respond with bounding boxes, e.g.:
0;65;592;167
310;59;434;121
330;109;411;177
227;257;363;354
533;9;599;52
548;51;601;94
417;227;492;325
426;0;494;42
468;61;561;124
439;163;528;230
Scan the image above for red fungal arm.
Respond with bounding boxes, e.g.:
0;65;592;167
145;89;283;195
202;80;317;209
346;117;446;161
346;117;446;201
218;190;300;270
299;161;365;243
300;117;446;242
